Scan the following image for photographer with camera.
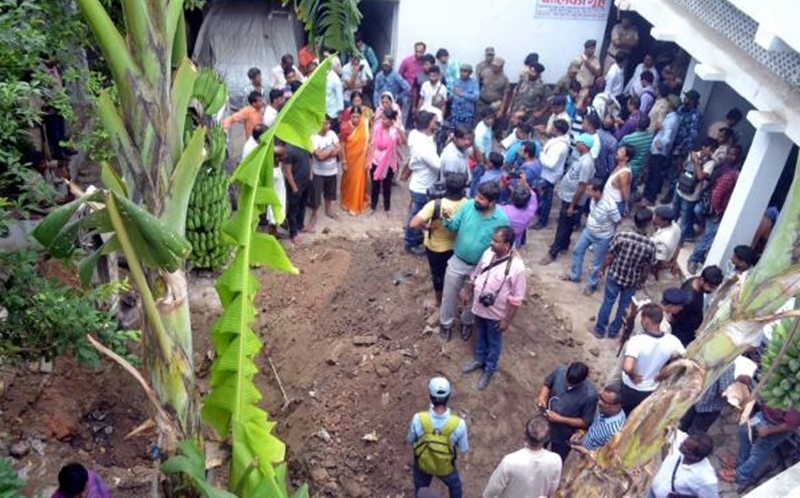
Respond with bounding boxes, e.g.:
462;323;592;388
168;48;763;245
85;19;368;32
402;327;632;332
406;111;443;256
459;226;526;391
409;173;468;308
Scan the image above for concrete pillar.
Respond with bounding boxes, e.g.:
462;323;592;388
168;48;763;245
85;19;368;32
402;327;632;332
681;58;715;115
705;117;792;268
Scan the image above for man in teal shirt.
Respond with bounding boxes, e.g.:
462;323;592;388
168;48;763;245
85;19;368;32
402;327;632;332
439;181;509;341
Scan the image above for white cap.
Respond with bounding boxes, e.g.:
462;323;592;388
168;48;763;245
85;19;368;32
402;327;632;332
428;377;451;398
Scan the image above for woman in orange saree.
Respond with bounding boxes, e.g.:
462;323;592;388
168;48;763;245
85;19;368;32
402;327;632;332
339;106;370;215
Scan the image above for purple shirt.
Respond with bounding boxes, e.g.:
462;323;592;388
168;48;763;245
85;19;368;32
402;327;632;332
398;55;424;86
639;87;655;115
501;190;539;247
52;471;111;498
615;111;642;141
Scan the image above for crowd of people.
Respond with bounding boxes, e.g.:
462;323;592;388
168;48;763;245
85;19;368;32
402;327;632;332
211;16;794;498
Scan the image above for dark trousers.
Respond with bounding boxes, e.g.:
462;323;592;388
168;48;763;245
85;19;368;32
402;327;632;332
370;165;394;211
679;406;721;435
426;249;453;293
474;315;503;373
413;463;462;498
549;199;580;258
286;182;310;237
405;191;429;248
644;154;669;203
550;440;572;462
621;383;652;415
536;180;555;227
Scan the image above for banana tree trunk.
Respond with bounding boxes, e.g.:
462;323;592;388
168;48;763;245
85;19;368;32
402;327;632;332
560;158;800;496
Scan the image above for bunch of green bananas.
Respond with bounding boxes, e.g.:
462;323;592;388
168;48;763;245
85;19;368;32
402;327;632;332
761;318;800;410
193;68;227;116
186;125;232;271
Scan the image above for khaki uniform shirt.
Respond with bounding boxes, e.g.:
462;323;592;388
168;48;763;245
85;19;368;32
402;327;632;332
511;78;548;114
480;71;510;105
572;54;602;88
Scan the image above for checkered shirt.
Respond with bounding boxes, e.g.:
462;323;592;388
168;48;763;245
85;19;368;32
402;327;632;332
608;231;656;288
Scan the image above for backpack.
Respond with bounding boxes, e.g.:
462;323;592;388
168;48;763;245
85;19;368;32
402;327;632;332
677;157;698;195
413;412;461;476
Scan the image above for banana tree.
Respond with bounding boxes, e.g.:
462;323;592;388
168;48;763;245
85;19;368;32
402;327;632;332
560;160;800;496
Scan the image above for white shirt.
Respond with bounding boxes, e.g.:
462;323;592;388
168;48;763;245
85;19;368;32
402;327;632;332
622;333;686;392
420;80;448;110
650;453;719;498
407;129;441;194
604;63;625;97
325;70;344;119
268;64;304;89
341;61;373;102
539;135;571;184
440;142;470;180
624;62;659;97
242;136;258;160
482;447;562;498
310;130;340;176
651;222;681;262
263;105;279;128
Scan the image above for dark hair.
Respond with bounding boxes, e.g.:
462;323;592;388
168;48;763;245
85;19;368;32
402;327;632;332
602;384;622;404
700;265;724;286
350;90;363;102
269;89;284;103
620;144;636;161
355;31;364;43
288;80;303;93
521;141;537;158
726;108;744;123
627;95;641;110
350;105;363;117
733;245;756;267
429;394;450;407
614;50;629;64
588;177;605;193
657;83;670;97
566;362;589;385
280;54;294;66
247;91;263;105
445;173;468;198
283;67;296;78
552;119;569;135
640;71;654;84
634;207;653;229
252;124;267;141
525;416;551;447
718;127;734;142
568;79;582;94
511;184;532;208
58;463;89;498
435;48;449;58
701;137;719;149
247;67;261;80
585;113;601;131
495;226;515;245
517;122;532;135
453;123;472;140
422;54;436;65
382;108;398;121
728;143;743;161
488;151;504;168
641;303;664;324
427;65;441;75
481;107;496;120
416;110;435;130
477;181;501;202
637;115;651;131
689;434;715;460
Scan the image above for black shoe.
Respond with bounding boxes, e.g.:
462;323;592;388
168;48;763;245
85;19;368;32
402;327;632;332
460;323;473;341
477;371;493;390
440;324;453;341
531;223;546;230
405;245;426;257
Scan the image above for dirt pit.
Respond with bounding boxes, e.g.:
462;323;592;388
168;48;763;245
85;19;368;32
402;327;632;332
2;235;599;497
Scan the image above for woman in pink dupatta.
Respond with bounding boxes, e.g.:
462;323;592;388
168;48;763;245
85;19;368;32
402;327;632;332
374;91;404;131
368;107;404;215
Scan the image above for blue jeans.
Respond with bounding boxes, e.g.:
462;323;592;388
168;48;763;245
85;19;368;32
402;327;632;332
536;180;555;227
689;218;720;264
595;275;636;337
474;315;503;373
672;191;697;242
570;229;612;289
736;412;793;485
405;191;429;249
469;164;484;199
413;463;462;498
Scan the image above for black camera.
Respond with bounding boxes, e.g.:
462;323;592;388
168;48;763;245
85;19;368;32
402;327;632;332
504;162;522;178
478;292;497;307
426;181;447;200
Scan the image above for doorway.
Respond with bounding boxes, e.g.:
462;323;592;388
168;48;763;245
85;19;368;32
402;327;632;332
358;0;398;63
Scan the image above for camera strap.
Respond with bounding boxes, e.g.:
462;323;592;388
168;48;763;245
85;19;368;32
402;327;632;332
478;254;514;297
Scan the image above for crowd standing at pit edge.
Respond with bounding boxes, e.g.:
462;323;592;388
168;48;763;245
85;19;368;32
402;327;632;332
50;14;795;498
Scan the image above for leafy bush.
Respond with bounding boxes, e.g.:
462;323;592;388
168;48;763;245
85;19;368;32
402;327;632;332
0;250;137;368
0;458;25;498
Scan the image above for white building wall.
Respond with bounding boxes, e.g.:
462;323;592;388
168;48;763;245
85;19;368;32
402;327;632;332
394;0;611;84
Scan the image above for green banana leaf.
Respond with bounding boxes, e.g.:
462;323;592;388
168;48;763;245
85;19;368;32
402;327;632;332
161;440;238;498
201;56;334;497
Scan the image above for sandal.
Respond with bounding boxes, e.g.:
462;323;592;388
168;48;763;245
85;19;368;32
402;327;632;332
719;468;737;483
583;286;596;296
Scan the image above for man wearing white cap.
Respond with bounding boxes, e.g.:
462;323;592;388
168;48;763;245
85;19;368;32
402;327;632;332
408;377;469;498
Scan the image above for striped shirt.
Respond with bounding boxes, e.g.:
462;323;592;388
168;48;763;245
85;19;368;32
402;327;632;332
694;364;735;413
583;410;626;451
586;195;622;239
619;130;654;178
